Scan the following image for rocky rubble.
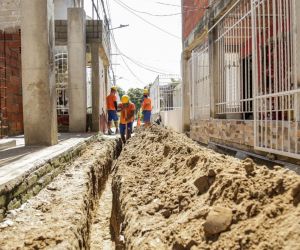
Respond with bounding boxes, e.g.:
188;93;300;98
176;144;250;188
112;126;300;250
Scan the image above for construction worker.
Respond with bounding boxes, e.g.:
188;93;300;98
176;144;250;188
106;86;119;135
141;89;152;127
118;95;135;143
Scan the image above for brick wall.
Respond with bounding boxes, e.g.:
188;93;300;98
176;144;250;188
183;0;208;39
0;30;23;136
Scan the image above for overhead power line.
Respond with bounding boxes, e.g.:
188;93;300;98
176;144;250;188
112;0;181;39
113;1;181;16
111;31;146;85
156;2;209;10
120;53;172;75
105;0;177;84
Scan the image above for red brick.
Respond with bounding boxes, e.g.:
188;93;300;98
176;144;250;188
6;41;21;48
16;121;23;131
183;0;209;39
9;76;20;85
0;31;23;136
11;33;20;40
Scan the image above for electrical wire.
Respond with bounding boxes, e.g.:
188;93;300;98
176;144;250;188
104;0;177;85
155;2;208;10
112;0;181;39
111;31;146;85
104;0;143;84
114;0;181;16
120;53;172;74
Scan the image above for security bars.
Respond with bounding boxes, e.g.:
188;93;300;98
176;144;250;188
188;0;299;158
190;41;210;120
55;47;69;116
150;75;182;114
252;0;300;158
215;0;253;118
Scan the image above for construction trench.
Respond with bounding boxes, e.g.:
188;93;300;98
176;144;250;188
0;126;300;249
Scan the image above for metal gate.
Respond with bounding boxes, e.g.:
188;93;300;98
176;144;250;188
252;0;300;158
55;47;69;129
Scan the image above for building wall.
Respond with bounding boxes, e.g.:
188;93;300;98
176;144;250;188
99;58;106;114
190;119;300;158
0;0;20;32
190;119;254;151
182;0;208;39
161;109;183;133
54;0;76;20
0;31;23;136
183;0;300;161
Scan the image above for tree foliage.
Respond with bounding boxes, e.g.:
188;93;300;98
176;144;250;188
127;88;144;112
116;86;125;99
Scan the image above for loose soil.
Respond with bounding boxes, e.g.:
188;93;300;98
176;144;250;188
90;176;115;250
111;126;300;250
0;138;117;249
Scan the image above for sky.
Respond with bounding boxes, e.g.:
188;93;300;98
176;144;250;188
84;0;182;91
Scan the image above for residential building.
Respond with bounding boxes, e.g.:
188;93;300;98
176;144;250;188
182;0;300;163
0;0;111;143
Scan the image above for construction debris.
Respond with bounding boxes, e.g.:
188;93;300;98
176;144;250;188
111;126;300;249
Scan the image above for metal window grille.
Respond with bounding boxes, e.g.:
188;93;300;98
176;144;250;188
55;46;69;116
215;0;253;117
190;41;210;120
150;76;160;114
252;0;300;158
150;75;182;114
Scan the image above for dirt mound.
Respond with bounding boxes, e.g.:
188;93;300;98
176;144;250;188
0;138;117;250
112;126;300;250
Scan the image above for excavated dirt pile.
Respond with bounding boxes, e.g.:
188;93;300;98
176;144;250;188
111;126;300;250
0;137;119;250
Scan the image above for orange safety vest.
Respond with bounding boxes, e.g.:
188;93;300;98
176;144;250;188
119;103;136;124
142;97;152;111
106;94;117;111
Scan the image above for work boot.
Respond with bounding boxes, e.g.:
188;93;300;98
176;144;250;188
121;134;126;144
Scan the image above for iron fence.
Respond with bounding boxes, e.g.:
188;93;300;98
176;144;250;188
150;75;182;114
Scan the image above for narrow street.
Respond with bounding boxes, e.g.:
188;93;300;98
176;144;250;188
1;0;300;249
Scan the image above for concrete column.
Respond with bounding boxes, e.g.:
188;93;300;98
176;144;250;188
91;43;100;132
20;0;58;146
104;66;109;96
209;28;219;119
181;53;191;132
68;8;87;132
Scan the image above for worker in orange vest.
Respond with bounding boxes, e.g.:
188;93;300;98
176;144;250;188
118;95;135;143
141;89;152;127
106;86;119;135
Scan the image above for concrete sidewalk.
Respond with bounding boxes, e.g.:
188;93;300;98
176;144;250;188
0;139;16;151
0;133;95;186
